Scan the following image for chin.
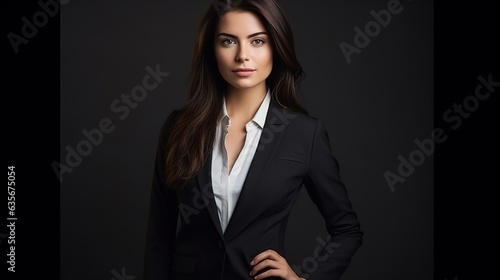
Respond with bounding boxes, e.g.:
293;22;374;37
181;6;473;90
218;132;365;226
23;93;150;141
228;81;260;90
230;78;269;88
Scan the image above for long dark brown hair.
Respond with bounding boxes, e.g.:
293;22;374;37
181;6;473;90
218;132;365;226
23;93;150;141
165;0;308;190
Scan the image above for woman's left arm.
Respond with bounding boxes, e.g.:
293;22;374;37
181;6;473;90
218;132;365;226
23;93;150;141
249;118;363;280
299;118;363;279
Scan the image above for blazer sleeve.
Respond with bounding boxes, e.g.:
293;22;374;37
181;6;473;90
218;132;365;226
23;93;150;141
143;110;180;280
302;118;363;280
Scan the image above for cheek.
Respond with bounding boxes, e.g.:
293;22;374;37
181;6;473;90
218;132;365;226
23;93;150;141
260;51;273;71
214;49;230;67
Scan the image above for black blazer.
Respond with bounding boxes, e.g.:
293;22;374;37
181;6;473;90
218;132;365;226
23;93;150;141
144;98;363;280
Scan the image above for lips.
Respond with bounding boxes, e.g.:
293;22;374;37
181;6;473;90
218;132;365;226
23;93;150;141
232;68;255;72
232;68;256;77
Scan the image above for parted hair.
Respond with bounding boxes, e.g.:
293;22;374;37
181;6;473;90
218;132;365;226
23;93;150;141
164;0;308;190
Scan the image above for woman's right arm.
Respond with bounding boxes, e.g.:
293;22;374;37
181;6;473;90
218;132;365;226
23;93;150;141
143;110;180;280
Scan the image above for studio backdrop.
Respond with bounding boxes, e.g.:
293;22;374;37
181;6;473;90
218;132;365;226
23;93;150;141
60;0;433;279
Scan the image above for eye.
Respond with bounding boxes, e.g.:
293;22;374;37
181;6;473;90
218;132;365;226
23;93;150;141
252;38;266;45
221;38;236;45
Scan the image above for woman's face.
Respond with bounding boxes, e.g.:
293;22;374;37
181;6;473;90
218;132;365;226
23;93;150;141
214;11;273;91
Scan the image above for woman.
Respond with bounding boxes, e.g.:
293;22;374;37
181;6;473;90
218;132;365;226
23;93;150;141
144;0;363;279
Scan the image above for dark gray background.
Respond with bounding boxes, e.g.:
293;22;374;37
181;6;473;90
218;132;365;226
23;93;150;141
60;0;433;279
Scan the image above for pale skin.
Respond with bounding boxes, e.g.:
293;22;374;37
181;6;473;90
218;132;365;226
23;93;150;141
213;10;306;280
214;10;272;175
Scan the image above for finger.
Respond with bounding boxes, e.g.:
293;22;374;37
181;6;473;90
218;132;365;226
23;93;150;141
252;268;286;280
249;259;283;277
250;249;282;265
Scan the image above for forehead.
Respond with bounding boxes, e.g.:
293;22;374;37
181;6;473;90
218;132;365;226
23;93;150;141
216;11;267;34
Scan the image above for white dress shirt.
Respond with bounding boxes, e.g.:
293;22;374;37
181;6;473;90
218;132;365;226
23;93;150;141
211;88;271;233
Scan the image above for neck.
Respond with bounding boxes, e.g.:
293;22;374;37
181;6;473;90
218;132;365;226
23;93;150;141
224;83;267;120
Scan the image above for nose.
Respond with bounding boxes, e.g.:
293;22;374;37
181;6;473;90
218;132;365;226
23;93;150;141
235;45;249;62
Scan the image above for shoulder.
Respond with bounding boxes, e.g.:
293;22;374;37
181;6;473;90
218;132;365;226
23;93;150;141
266;104;330;147
296;113;329;143
291;110;321;127
275;106;324;134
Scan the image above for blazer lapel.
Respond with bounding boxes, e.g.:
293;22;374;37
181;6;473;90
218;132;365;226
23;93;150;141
195;151;224;237
195;99;289;241
224;99;288;241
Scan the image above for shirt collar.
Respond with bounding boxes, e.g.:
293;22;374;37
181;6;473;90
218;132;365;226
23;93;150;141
219;87;271;129
251;87;271;129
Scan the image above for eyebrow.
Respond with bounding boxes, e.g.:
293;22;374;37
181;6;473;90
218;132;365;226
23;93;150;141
216;31;268;39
